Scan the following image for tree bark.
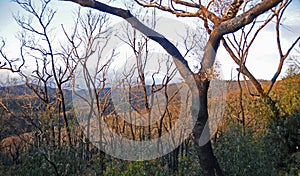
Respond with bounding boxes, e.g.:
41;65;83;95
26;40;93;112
192;78;223;176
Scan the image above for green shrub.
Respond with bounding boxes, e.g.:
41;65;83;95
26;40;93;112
105;159;169;176
9;146;91;176
214;124;277;176
264;109;300;175
178;155;202;176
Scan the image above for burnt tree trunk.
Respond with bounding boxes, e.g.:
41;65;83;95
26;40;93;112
192;79;223;176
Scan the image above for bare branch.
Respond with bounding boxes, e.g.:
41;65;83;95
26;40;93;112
60;0;195;86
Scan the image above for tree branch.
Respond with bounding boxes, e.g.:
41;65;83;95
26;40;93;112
218;0;283;35
60;0;195;85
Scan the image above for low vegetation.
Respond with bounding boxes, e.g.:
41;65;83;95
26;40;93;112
0;74;299;175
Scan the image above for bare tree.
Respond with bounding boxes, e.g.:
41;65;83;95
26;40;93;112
7;0;76;147
115;28;182;170
285;44;300;76
63;8;115;175
0;39;25;72
221;0;299;131
58;0;296;175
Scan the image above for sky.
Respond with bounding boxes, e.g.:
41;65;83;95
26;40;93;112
0;0;299;83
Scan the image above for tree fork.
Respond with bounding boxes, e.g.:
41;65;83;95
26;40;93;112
60;0;284;175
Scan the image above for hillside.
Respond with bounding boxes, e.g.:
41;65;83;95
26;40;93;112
0;79;278;140
0;74;299;175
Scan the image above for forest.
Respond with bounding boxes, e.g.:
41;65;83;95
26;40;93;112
0;0;299;175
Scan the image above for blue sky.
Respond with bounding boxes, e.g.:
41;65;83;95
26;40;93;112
0;0;299;82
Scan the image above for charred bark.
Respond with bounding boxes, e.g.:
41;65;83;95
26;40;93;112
192;78;223;176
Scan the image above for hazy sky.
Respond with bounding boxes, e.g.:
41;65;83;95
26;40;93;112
0;0;299;82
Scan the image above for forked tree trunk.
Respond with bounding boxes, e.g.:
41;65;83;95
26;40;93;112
61;1;284;175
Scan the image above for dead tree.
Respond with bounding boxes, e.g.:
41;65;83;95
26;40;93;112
60;0;293;175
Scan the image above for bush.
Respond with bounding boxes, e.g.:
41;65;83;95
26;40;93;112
9;146;92;176
104;160;169;176
264;109;300;175
214;124;276;176
178;155;202;176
